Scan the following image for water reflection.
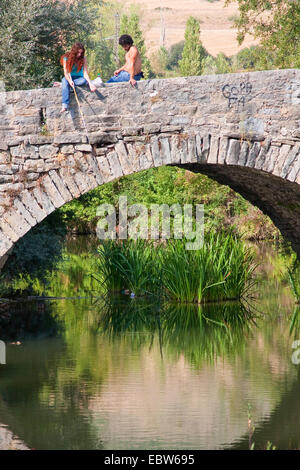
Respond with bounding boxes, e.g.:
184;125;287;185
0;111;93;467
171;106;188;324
290;306;300;338
0;300;59;342
0;294;298;449
97;299;258;366
0;238;299;449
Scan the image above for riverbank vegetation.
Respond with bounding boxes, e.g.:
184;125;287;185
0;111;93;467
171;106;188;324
58;166;280;241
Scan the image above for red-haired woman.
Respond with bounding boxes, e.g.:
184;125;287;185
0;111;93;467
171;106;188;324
60;42;96;113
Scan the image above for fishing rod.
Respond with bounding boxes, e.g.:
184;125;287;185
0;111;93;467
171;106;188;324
72;84;90;144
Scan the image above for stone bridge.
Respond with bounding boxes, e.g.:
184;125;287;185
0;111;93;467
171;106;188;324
0;69;300;268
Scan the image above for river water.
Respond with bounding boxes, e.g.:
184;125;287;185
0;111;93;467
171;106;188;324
0;237;299;450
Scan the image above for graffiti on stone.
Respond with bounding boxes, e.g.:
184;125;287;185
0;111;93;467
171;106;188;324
222;82;252;109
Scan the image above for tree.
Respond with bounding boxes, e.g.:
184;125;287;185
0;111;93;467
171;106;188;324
87;41;116;81
86;0;123;80
166;41;185;70
226;0;300;68
202;52;231;75
119;13;153;78
179;17;206;76
230;45;276;72
0;0;96;91
150;47;169;77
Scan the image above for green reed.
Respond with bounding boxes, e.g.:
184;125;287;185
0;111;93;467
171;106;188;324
96;239;161;296
161;233;257;303
95;232;257;303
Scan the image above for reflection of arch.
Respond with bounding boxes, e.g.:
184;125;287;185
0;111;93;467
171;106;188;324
226;369;300;450
0;338;104;450
0;299;294;450
1;69;300;266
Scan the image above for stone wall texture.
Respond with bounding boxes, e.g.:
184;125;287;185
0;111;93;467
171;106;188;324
0;69;300;267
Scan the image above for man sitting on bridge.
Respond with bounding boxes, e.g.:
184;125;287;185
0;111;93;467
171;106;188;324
107;35;144;87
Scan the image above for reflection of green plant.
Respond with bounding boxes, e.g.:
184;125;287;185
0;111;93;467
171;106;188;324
5;250;101;300
247;403;255;450
0;299;60;341
161;301;257;366
247;404;276;450
0;273;10;297
289;307;300;338
266;441;276;450
288;260;300;303
94;297;257;366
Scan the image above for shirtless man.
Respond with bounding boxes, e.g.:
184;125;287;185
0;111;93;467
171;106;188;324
107;35;143;87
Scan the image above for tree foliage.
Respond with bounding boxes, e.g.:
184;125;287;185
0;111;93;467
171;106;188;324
230;45;276;71
202;53;231;75
86;0;123;80
119;13;152;78
0;0;96;91
179;17;206;76
150;47;169;77
226;0;300;68
166;41;185;70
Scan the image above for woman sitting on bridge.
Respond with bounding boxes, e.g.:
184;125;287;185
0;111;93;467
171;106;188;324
60;42;96;113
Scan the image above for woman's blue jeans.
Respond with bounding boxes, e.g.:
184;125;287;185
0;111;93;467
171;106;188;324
106;71;143;83
62;77;87;108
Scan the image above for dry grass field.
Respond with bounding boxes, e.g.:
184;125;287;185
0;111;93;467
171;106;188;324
124;0;257;57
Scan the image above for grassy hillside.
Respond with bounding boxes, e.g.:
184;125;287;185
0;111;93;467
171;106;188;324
124;0;257;56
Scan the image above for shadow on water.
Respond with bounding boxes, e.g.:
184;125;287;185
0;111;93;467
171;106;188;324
0;300;60;342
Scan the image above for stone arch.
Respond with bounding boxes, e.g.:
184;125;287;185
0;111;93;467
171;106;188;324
1;69;300;266
1;130;300;269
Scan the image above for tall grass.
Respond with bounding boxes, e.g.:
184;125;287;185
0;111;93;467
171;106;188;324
95;232;257;304
95;239;161;296
162;233;257;303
